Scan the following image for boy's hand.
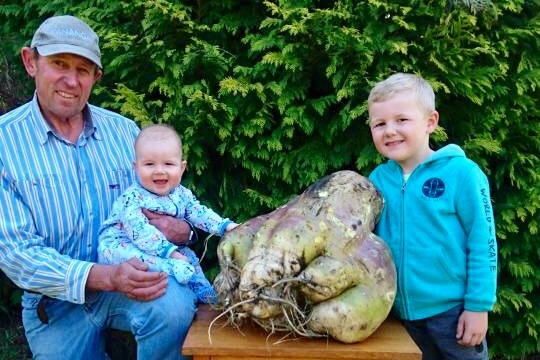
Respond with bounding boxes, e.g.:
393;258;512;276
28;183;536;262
456;310;488;346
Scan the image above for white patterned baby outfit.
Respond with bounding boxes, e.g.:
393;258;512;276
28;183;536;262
98;182;233;304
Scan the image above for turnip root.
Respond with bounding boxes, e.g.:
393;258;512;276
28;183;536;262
297;255;366;303
213;170;396;343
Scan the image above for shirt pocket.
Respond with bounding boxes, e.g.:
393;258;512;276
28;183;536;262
99;169;136;210
104;169;134;193
15;174;71;217
14;174;78;239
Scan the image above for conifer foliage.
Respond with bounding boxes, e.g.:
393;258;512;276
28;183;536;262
1;0;539;357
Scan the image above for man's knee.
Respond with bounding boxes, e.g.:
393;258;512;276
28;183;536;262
137;282;196;330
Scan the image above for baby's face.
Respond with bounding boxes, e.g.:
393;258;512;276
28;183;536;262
134;137;186;196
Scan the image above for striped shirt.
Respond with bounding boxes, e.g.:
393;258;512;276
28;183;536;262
0;95;139;304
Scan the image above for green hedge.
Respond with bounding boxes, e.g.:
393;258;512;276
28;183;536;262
1;0;538;357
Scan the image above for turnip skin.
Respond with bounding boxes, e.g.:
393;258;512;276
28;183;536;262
214;213;266;307
238;214;328;318
307;283;391;343
213;171;396;343
297;255;365;303
307;232;396;343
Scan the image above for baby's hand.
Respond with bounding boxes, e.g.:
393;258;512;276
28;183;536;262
170;251;189;262
226;222;239;232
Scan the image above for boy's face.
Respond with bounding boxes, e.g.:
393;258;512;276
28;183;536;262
369;91;438;174
133;137;186;196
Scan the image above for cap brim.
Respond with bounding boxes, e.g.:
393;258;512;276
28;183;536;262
36;44;102;69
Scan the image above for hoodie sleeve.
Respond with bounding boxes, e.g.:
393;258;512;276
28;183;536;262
455;163;498;311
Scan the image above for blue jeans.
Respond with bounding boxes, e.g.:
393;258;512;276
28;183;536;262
22;280;196;360
402;305;488;360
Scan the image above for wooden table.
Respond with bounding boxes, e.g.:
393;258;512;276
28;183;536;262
182;305;421;360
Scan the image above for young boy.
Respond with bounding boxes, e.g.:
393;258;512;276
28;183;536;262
367;73;497;359
98;124;237;304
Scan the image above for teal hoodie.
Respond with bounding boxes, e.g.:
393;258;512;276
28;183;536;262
369;144;497;320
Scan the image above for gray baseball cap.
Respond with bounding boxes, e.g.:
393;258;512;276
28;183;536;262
31;15;102;69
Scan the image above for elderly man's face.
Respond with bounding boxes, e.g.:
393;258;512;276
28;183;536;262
22;49;102;126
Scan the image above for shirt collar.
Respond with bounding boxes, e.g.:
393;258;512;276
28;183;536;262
30;93;99;145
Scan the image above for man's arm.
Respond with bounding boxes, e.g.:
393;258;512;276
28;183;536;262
0;165;84;302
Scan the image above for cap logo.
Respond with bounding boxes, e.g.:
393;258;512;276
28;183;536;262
50;26;95;45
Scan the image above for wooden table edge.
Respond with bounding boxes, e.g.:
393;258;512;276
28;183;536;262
182;305;421;360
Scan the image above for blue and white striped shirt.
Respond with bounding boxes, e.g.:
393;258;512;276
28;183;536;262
0;95;139;304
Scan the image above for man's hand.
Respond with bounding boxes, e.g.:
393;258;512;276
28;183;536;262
87;258;168;301
142;208;192;245
456;310;488;347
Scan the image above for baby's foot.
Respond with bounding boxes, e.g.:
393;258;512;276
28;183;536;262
171;261;195;284
190;276;219;304
198;288;219;304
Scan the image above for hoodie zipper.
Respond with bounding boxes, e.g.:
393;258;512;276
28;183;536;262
398;165;423;319
399;175;409;319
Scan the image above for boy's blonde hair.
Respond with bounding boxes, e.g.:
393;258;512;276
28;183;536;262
135;124;183;154
368;73;436;115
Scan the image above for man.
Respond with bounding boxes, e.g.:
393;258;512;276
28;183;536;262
0;15;196;359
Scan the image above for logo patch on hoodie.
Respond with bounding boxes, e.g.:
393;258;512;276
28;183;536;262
422;178;445;198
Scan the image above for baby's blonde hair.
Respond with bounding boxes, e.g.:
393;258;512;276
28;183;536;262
135;124;183;154
368;73;436;114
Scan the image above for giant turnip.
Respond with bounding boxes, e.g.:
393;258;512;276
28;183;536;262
213;170;396;343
